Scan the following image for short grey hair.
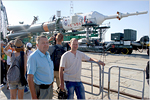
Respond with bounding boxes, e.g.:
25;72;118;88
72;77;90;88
36;35;47;44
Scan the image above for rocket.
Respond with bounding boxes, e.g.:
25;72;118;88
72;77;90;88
6;11;148;40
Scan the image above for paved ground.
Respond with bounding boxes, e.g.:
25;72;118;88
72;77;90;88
82;50;149;99
0;50;149;99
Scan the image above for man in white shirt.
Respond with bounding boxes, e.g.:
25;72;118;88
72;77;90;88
59;38;105;99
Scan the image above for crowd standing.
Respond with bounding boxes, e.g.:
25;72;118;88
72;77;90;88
4;39;27;99
0;33;106;99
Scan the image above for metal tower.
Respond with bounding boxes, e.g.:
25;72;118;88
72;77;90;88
70;1;74;16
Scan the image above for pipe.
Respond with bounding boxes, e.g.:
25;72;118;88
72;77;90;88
82;81;146;99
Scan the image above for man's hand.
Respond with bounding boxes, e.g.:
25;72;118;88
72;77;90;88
59;83;64;90
98;60;105;66
48;36;55;41
89;58;105;66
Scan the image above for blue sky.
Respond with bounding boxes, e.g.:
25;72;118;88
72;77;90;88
2;1;149;41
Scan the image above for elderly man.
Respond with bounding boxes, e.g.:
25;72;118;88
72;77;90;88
59;38;105;99
27;35;54;99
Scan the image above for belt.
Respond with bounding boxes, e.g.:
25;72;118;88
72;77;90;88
48;82;53;86
38;82;53;89
41;82;53;86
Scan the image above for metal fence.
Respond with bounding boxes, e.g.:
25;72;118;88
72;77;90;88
81;61;102;96
108;66;146;100
81;61;146;99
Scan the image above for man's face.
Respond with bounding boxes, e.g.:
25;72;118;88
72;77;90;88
70;40;78;51
37;37;49;54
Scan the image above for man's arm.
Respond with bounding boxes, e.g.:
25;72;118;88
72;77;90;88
27;74;37;99
48;36;55;42
89;58;105;66
59;67;64;90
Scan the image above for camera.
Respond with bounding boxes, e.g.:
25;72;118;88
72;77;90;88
56;87;68;99
53;33;57;45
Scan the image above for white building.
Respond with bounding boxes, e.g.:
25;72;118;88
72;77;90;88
1;1;8;39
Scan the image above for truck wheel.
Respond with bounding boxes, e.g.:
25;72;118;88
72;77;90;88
128;49;133;54
121;48;129;54
115;48;121;54
110;48;116;54
147;49;149;56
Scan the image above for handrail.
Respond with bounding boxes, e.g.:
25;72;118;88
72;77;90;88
108;66;146;100
82;60;102;96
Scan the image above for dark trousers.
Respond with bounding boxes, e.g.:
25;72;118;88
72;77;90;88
34;83;53;99
1;61;5;84
3;62;7;81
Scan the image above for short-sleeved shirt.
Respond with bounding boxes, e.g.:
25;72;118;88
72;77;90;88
60;50;90;82
27;49;54;85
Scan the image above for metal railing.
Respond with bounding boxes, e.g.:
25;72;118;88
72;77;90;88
81;61;146;99
108;66;146;100
81;61;103;96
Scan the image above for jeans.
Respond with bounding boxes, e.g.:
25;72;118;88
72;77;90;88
65;81;85;99
9;83;25;90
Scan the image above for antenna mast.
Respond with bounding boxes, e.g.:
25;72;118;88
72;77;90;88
70;1;74;16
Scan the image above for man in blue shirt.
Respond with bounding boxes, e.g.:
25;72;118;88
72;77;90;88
27;35;54;99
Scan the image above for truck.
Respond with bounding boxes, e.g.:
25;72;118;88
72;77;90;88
72;25;149;55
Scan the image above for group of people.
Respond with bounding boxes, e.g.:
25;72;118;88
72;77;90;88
1;39;33;99
1;33;105;99
1;32;150;99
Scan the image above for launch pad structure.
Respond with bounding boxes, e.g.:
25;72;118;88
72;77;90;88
1;0;149;55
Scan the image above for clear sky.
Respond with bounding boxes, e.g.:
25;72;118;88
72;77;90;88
2;0;149;41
